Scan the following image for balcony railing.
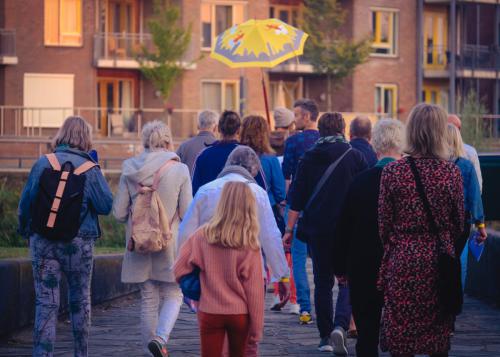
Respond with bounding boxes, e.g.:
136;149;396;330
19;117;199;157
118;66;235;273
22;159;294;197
459;44;500;71
424;45;448;69
0;29;17;64
93;32;154;68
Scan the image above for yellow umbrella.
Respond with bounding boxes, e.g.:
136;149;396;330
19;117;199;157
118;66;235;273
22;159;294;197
210;18;308;122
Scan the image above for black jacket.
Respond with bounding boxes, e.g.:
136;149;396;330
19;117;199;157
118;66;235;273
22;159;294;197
290;141;367;241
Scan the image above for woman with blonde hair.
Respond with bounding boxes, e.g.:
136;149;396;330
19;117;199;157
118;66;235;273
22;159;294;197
378;104;464;357
18;116;113;357
113;120;192;357
446;124;487;285
174;181;264;357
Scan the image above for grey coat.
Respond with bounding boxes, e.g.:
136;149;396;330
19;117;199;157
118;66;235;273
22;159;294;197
113;150;192;283
176;131;216;175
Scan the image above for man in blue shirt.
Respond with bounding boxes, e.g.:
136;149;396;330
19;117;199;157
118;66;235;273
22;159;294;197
349;116;378;168
282;99;320;325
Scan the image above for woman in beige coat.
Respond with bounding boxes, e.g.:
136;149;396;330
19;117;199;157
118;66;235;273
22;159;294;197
113;121;192;357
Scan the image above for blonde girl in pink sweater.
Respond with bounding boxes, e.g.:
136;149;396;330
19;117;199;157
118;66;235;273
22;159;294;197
174;181;264;357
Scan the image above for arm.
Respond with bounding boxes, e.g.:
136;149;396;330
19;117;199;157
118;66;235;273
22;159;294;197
281;138;295;182
283;159;309;247
86;168;113;215
191;156;203;195
467;164;484;225
378;168;394;244
176;165;193;219
240;249;265;343
177;191;204;250
112;169;131;223
18;158;45;238
173;233;200;281
270;157;286;204
469;148;483;192
450;168;466;246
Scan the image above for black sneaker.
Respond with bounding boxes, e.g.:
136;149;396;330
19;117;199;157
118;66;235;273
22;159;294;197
317;336;334;352
148;336;168;357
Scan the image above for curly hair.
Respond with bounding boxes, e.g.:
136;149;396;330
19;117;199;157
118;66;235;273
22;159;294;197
318;112;345;137
240;115;274;155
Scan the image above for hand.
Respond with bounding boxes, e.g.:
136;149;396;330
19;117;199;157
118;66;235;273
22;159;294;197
476;227;487;243
277;281;290;309
336;275;348;286
282;232;292;250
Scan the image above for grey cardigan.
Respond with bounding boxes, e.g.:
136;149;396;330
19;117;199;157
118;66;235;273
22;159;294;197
113;150;192;283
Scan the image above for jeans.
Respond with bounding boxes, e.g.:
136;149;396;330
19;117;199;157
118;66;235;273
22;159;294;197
291;237;312;313
30;234;94;357
140;281;183;349
198;311;250;357
309;238;352;338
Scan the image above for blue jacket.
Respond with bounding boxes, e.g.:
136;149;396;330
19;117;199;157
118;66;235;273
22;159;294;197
260;154;286;206
350;138;378;168
455;157;484;223
18;146;113;239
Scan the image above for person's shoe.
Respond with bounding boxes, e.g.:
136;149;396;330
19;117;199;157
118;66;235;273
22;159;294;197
317;336;334;352
148;336;169;357
270;295;282;311
299;311;313;325
331;327;348;355
288;303;300;315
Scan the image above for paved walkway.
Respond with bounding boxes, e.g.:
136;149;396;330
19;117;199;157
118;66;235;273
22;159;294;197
2;267;500;356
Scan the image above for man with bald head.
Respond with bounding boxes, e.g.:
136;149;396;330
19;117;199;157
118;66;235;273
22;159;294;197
349;116;378;167
448;114;483;191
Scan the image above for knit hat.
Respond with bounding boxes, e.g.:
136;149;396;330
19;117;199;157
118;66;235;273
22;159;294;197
273;107;294;128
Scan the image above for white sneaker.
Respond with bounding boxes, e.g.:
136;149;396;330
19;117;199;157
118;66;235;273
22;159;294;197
331;327;348;355
288;303;300;315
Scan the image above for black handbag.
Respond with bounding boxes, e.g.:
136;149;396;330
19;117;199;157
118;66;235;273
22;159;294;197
407;157;463;316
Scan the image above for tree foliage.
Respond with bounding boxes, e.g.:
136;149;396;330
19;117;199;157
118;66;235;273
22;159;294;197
302;0;371;109
458;90;490;151
138;0;192;103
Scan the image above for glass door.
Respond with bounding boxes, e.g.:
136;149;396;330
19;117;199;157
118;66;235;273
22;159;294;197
97;78;134;136
106;0;138;58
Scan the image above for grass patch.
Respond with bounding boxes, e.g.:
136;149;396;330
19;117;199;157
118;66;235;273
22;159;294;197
0;246;124;260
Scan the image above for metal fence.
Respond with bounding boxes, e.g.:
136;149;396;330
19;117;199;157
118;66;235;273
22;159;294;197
93;32;154;63
460;44;500;71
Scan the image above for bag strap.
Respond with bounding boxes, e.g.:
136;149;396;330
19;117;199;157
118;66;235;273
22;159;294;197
152;160;177;190
407;157;439;235
305;147;352;211
45;154;61;171
74;161;97;176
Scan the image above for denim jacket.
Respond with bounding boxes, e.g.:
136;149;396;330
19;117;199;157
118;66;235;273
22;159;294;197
455;157;484;223
18;146;113;239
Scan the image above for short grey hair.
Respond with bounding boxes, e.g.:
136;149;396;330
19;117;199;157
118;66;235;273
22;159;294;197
225;146;261;177
198;110;219;130
372;119;405;155
141;120;172;150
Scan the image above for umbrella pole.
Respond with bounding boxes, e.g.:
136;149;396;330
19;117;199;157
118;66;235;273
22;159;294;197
261;68;271;126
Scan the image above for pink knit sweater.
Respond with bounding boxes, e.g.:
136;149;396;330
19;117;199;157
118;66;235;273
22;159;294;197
174;228;264;341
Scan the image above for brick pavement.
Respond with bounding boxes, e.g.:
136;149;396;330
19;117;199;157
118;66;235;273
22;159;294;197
1;265;500;357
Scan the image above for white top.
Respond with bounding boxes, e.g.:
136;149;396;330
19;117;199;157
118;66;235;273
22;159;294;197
464;143;482;192
177;173;289;282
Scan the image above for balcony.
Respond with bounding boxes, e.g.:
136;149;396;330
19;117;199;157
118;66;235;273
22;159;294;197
423;45;450;78
0;29;17;65
93;32;154;69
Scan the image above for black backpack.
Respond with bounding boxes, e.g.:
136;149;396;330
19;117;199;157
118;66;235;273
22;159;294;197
30;153;96;241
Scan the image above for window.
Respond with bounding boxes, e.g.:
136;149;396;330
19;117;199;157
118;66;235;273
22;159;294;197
424;11;448;69
375;84;398;118
270;5;302;27
423;85;448;109
44;0;82;46
97;77;135;136
23;73;74;128
371;9;398;56
201;2;246;49
270;80;302;110
201;80;239;112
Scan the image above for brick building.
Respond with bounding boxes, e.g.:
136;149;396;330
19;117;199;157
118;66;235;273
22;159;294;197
0;0;498;162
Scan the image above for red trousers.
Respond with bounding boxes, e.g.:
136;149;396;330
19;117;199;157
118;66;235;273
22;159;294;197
198;311;250;357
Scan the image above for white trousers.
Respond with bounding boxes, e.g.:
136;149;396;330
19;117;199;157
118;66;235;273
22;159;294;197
140;280;183;348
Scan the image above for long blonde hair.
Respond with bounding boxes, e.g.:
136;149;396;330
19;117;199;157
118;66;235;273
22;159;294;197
204;182;260;250
405;103;449;159
446;123;466;160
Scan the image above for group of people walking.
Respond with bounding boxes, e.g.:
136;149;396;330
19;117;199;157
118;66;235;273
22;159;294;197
18;98;487;357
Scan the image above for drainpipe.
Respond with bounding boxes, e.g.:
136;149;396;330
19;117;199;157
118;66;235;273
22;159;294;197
450;0;457;113
417;0;424;103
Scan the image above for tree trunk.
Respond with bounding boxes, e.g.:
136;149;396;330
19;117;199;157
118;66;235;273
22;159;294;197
327;74;333;111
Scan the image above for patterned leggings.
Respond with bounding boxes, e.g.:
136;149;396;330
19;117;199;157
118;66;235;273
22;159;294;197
30;234;94;357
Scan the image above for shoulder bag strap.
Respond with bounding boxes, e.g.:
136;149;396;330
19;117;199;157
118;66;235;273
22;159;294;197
304;147;352;211
407;157;439;235
152;160;177;190
74;161;97;176
45;154;61;171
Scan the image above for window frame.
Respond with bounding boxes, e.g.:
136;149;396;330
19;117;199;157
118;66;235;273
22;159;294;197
374;83;398;118
423;10;448;70
370;7;399;58
200;79;240;112
44;0;83;47
200;1;248;51
423;84;449;109
269;4;303;27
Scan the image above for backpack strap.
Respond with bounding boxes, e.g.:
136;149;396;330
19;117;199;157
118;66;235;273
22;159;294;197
152;160;177;190
45;154;61;171
74;161;97;176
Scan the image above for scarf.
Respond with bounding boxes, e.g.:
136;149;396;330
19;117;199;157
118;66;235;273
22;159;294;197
217;165;257;184
315;134;348;145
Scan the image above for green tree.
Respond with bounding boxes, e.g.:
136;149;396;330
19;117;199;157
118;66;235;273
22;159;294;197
137;0;193;104
302;0;371;110
458;90;489;151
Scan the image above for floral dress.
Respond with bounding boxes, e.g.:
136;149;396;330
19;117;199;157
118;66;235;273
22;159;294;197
377;157;464;354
